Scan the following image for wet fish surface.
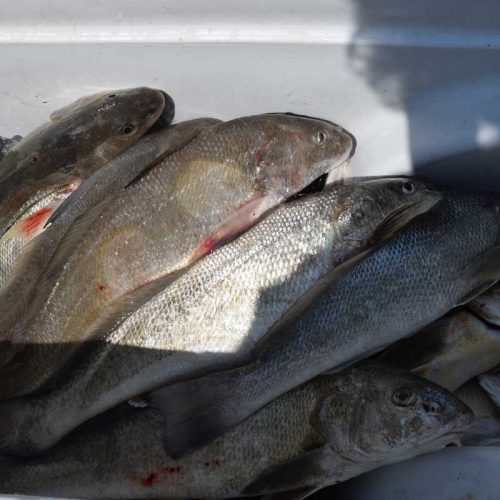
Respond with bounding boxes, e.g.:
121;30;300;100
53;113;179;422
0;88;168;238
0;363;472;498
0;178;439;455
0;113;354;400
156;190;500;457
381;308;500;390
0;118;221;362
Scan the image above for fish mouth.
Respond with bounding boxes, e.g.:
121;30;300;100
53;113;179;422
289;173;329;200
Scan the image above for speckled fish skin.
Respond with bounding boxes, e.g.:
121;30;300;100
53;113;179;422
0;87;167;237
0;118;221;358
0;363;472;499
0;178;440;455
0;182;79;289
157;191;500;457
381;308;500;391
0;113;354;400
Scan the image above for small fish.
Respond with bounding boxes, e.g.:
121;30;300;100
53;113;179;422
456;379;500;446
0;363;472;499
156;191;500;457
0;178;439;455
381;308;500;391
0;87;168;237
468;283;500;327
479;370;500;408
0;113;355;399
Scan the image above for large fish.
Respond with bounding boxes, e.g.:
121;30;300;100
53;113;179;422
0;114;355;399
0;363;472;498
0;118;221;361
0;178;439;455
381;308;500;391
157;191;500;457
0;88;168;237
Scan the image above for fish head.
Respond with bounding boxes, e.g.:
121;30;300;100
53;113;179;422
316;363;473;467
241;114;355;199
337;178;442;246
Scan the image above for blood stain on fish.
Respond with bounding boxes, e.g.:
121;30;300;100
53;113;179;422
18;206;54;240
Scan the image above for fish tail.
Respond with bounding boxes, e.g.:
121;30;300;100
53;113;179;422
147;367;251;458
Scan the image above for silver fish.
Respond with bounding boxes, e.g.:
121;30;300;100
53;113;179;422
0;178;439;456
156;191;500;457
0;113;354;400
0;363;472;499
0;118;221;365
381;308;500;391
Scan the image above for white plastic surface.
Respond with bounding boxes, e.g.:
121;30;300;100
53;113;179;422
334;447;500;500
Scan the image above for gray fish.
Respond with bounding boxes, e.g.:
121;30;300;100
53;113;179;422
456;379;500;446
0;178;439;455
479;370;500;408
156;191;500;457
0;118;220;366
0;88;168;237
0;113;354;399
0;363;472;499
381;308;500;391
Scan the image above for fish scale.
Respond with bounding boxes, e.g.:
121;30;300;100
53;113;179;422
155;191;500;457
0;113;354;401
0;177;438;456
0;363;472;499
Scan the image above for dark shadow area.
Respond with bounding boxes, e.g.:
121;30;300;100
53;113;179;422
347;0;500;190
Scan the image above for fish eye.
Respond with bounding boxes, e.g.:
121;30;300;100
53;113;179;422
121;124;135;135
391;387;416;407
401;181;416;194
107;94;117;99
315;131;326;145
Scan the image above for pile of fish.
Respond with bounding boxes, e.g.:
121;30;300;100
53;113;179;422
0;86;498;500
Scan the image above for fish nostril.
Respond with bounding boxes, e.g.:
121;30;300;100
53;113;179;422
422;401;442;414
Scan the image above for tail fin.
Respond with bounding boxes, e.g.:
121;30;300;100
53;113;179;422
147;367;252;458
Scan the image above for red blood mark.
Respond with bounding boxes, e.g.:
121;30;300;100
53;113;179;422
32;155;39;162
17;206;54;240
255;150;264;165
204;459;221;469
196;236;220;258
97;283;107;292
131;465;183;487
480;303;486;309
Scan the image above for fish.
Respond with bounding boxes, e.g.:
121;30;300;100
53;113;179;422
0;363;473;498
456;379;500;446
156;190;500;457
0;182;79;288
0;113;355;399
380;308;500;391
332;447;500;500
0;87;168;237
468;282;500;327
0;178;439;455
0;135;22;161
0;118;221;366
479;370;500;408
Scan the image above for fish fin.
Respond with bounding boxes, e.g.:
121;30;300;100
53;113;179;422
456;245;500;305
2;201;61;241
243;448;330;496
479;373;500;408
370;198;438;245
147;368;247;458
259;486;320;500
124;131;200;189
